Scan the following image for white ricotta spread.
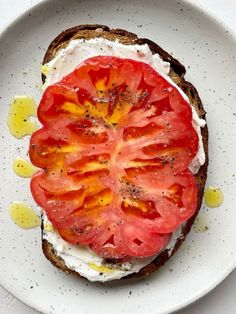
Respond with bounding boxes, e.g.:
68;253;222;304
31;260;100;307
43;215;183;282
42;37;206;282
43;38;171;87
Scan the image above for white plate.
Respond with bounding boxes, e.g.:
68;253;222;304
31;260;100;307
0;0;236;313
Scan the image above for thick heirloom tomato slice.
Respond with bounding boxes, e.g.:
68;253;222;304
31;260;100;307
30;56;198;259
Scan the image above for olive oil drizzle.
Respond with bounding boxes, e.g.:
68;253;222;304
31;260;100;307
7;96;38;138
8;202;40;229
204;186;224;208
13;157;38;178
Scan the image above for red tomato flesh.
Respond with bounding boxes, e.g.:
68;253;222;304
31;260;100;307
30;56;198;259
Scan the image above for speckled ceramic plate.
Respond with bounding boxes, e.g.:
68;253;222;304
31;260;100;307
0;0;236;313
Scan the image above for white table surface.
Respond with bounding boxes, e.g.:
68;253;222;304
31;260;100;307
0;0;236;313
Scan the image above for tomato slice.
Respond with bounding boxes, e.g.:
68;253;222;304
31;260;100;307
30;56;198;258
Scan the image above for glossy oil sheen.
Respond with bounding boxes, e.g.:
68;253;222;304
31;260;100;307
13;157;38;178
8;202;40;229
7;96;38;139
204;186;224;208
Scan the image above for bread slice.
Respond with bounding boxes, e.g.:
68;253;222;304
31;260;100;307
41;24;208;280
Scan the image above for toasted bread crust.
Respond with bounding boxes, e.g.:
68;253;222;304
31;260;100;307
41;25;208;281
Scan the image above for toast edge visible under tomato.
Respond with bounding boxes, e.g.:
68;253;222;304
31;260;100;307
40;24;208;281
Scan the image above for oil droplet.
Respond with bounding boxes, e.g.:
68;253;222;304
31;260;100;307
13;157;38;178
7;96;38;139
44;222;54;232
194;214;209;233
41;64;49;76
8;202;41;229
88;262;115;273
204;186;224;208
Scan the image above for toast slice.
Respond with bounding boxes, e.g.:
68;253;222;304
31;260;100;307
41;24;208;280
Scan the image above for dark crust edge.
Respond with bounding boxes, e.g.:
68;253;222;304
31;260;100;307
41;24;208;281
